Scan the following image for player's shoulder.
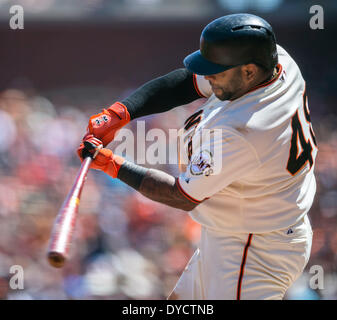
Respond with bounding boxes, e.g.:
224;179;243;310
202;44;306;135
277;44;297;63
276;44;304;84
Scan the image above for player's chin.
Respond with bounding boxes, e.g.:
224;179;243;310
213;89;231;101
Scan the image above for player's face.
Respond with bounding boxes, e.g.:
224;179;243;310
204;66;248;101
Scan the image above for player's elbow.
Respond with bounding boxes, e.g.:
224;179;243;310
176;202;197;212
167;201;198;212
172;183;200;211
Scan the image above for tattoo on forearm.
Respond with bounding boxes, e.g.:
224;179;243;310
139;169;175;202
117;161;197;211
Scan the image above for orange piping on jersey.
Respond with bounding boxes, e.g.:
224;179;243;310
193;73;207;98
236;233;253;300
286;109;314;176
246;63;283;95
302;83;311;126
176;178;202;204
298;110;314;168
302;83;318;147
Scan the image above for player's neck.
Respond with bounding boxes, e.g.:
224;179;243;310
230;67;278;101
254;67;277;88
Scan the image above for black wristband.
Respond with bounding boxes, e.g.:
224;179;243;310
117;160;149;191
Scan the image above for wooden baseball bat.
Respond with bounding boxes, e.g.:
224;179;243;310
47;156;92;268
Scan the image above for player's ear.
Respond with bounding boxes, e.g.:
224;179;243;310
242;64;258;83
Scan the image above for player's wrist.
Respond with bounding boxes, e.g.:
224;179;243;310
105;153;125;178
107;102;131;124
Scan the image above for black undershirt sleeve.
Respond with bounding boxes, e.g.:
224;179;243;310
121;68;202;120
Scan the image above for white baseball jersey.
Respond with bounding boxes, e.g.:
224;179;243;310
177;44;318;234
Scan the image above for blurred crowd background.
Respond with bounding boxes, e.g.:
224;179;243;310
0;0;336;300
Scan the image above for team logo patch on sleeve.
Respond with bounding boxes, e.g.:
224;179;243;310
190;150;214;176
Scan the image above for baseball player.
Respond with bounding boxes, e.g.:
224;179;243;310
78;14;317;300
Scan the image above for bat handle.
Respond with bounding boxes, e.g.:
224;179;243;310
47;156;92;268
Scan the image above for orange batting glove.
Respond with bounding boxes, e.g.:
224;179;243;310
77;135;125;178
85;102;131;147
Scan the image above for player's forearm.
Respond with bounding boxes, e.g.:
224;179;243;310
122;68;201;120
117;160;197;211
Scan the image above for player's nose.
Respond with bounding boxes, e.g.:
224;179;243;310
204;74;215;81
204;74;218;85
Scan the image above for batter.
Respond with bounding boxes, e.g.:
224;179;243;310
77;14;317;300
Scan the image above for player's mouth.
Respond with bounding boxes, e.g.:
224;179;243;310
208;81;220;91
210;85;221;92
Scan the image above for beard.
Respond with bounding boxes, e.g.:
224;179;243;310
212;87;236;101
210;68;244;101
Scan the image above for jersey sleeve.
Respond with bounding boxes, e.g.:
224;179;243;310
177;129;261;201
193;74;213;98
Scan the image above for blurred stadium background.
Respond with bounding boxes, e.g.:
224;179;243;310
0;0;336;300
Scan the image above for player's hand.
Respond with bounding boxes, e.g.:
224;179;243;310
78;135;103;160
85;102;131;147
77;135;125;178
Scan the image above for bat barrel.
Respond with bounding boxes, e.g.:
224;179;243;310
47;157;92;268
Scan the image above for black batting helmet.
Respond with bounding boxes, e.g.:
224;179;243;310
184;13;278;75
